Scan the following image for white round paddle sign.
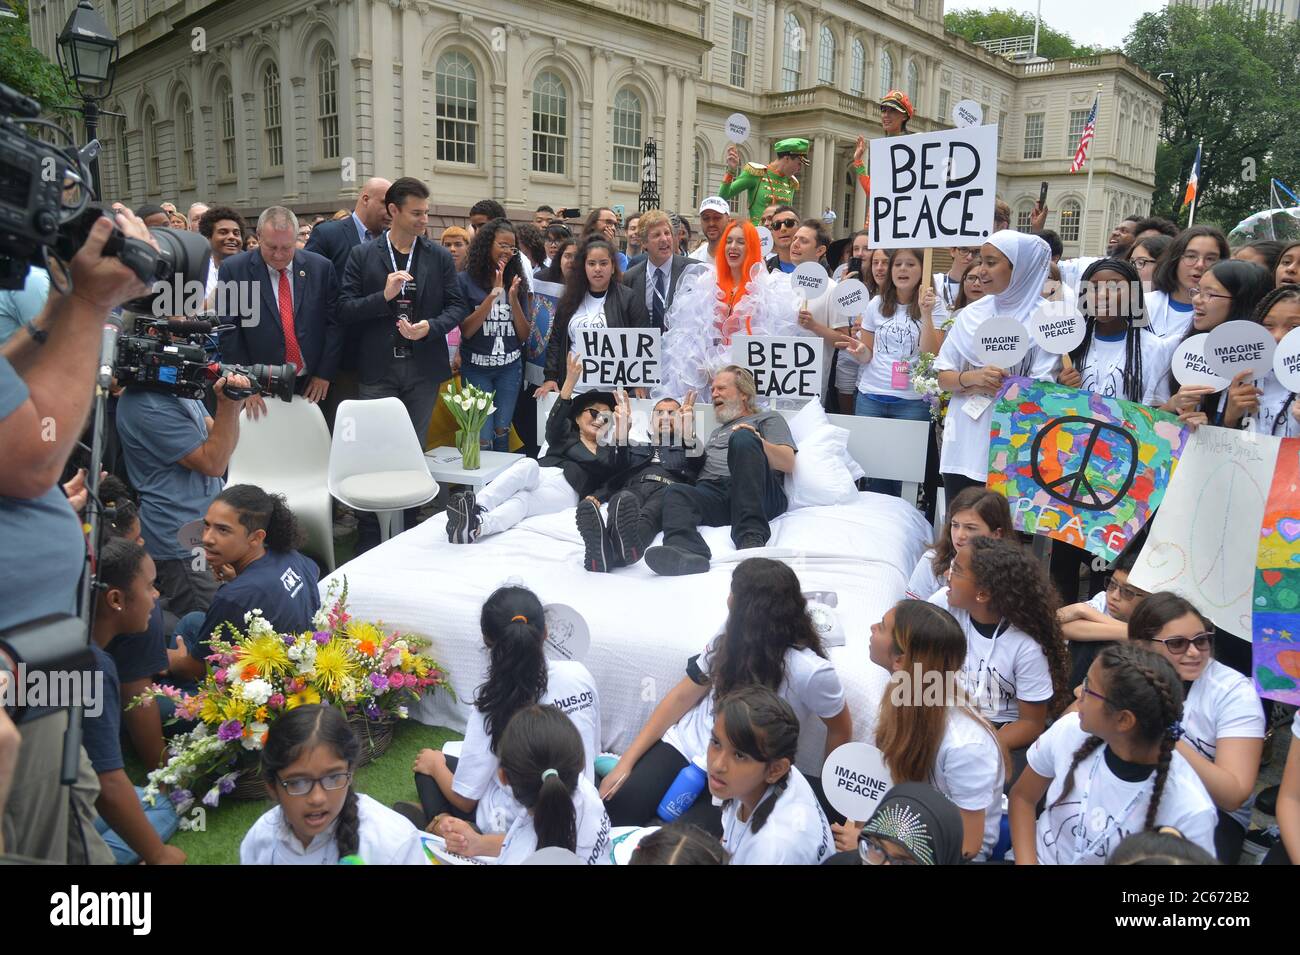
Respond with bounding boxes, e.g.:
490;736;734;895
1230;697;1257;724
1030;301;1085;355
1204;320;1277;380
821;742;893;822
790;261;831;300
975;315;1030;369
832;279;869;319
177;519;205;551
952;99;983;128
755;225;774;258
543;603;591;663
1171;333;1230;392
724;113;751;144
1274;326;1300;391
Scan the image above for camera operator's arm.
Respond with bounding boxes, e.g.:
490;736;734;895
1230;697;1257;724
0;676;17;856
0;211;153;497
177;375;249;478
96;768;185;864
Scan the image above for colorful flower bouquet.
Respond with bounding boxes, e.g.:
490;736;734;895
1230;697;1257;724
132;579;453;817
443;380;496;470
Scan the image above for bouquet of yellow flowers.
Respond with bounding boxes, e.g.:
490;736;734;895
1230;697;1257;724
133;579;452;815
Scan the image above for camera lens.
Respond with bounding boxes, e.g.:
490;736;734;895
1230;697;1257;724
120;226;212;315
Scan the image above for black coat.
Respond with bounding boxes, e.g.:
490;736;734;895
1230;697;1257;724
338;235;469;384
543;283;649;385
304;215;367;277
539;396;620;498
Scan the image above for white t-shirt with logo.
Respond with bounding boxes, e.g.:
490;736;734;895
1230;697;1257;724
720;766;834;865
1182;659;1267;827
906;549;946;601
496;775;612;865
452;659;601;834
933;708;1005;860
239;793;426;865
1026;712;1217;864
1076;330;1176;406
929;589;1054;724
662;639;845;767
1141;290;1196;342
858;298;925;399
1231;371;1300;438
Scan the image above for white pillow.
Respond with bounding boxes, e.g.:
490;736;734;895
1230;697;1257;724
787;398;866;482
786;422;860;509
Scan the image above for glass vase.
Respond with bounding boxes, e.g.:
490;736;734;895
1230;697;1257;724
457;427;481;470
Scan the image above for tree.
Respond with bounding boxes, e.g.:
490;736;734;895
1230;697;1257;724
1124;5;1300;231
0;0;72;111
944;8;1097;59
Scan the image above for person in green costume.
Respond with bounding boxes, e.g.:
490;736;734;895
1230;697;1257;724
719;137;810;225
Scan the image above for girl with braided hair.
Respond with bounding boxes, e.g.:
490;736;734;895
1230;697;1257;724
931;537;1071;755
708;686;833;865
1008;643;1217;864
242;704;424;864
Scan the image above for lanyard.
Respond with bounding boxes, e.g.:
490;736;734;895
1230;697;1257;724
385;231;416;296
1072;748;1148;859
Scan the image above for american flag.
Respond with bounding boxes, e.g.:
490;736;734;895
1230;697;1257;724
1070;94;1099;174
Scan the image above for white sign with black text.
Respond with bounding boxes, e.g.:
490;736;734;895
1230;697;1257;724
578;327;661;389
730;335;825;404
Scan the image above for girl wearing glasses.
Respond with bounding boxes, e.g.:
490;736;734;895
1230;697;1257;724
1009;643;1217;864
1128;593;1265;863
1143;225;1230;342
906;486;1011;602
241;704;425;864
824;782;965;866
1125;234;1171;292
1219;285;1300;438
1058;548;1148;687
848;600;1003;860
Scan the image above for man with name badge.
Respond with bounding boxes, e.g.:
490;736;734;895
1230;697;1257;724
623;210;690;332
720;138;809;226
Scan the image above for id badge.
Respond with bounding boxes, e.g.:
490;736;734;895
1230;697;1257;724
891;360;912;390
961;393;993;420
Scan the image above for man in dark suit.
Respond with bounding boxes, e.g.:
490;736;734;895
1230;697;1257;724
217;206;341;419
339;176;468;440
304;177;392;276
621;209;691;331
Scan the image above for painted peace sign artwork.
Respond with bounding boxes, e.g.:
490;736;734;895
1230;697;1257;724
987;379;1190;563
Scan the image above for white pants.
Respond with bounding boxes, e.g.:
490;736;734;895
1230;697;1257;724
476;459;579;538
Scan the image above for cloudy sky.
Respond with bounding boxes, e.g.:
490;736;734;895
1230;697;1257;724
945;0;1171;51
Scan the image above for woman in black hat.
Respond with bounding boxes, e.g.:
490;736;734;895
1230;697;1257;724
823;782;966;865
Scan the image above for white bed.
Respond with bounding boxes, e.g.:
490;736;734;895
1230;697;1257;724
320;395;935;773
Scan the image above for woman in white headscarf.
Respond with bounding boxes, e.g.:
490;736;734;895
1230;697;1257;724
934;231;1061;504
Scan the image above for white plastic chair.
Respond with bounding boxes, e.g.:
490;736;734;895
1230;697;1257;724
228;396;336;573
327;397;440;544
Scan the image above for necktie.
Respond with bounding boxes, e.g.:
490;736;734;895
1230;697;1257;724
365;230;376;241
278;268;303;373
652;267;666;330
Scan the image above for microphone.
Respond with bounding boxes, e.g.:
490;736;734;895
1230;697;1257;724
97;313;123;390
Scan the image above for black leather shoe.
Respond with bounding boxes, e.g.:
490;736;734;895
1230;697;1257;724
645;545;710;576
736;533;767;550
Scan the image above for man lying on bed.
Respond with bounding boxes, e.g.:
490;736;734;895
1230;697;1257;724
446;353;618;543
643;365;797;576
574;387;705;572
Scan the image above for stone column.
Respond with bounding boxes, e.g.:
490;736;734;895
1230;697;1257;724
401;1;423;179
370;0;396;177
503;26;527;206
229;37;253;206
590;47;611;209
189;56;210;197
680;70;696;211
663;66;681;211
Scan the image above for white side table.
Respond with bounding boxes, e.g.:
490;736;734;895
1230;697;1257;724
423;447;524;490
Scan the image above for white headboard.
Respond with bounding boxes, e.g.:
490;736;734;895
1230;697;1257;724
535;394;930;497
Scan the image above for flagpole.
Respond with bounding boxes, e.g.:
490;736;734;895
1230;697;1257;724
1188;136;1203;227
1083;83;1101;255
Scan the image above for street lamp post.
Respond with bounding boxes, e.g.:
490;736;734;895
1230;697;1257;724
56;0;118;197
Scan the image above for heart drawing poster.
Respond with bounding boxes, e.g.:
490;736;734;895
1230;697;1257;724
1254;437;1300;705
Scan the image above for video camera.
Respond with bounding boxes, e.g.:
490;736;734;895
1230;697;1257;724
114;317;297;403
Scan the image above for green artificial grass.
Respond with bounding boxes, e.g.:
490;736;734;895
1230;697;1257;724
128;720;461;865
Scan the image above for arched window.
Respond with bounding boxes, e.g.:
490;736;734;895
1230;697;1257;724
316;44;340;161
219;79;236;177
177;94;195;185
879;50;894;97
692;145;703;210
850;39;865;97
1016;201;1035;232
435;51;478;165
1060;199;1082;243
612;87;642;183
906;60;919;103
262;62;283;169
781;13;803;92
142;104;159;192
532;71;568;175
818;25;835;85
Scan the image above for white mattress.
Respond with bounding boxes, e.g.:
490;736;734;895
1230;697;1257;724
321;492;931;773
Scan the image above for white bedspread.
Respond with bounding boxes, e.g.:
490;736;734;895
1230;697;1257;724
321;492;930;773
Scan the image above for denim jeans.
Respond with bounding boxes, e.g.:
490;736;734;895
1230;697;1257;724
855;392;930;497
461;358;524;452
93;785;180;864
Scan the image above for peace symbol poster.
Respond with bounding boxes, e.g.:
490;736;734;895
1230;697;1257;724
1254;437;1300;705
986;378;1189;563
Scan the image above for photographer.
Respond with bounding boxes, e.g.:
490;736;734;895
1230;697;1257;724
1;207;155;862
115;338;250;618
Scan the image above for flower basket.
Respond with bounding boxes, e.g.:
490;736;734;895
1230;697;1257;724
349;712;398;765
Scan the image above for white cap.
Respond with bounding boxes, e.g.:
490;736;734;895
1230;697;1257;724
698;196;730;216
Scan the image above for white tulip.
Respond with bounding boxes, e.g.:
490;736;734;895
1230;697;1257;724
476;397;487;411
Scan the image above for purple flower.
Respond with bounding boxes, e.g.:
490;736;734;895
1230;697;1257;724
282;634;296;646
202;786;221;808
369;672;389;692
313;631;332;646
217;719;244;742
168;788;193;807
216;772;239;794
365;703;382;721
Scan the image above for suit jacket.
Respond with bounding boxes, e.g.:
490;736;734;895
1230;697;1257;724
621;254;690;330
338;234;469;384
304;215;367;277
217;248;342;380
543;283;650;385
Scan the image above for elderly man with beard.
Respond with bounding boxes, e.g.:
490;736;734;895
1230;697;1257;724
644;366;796;576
